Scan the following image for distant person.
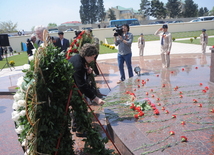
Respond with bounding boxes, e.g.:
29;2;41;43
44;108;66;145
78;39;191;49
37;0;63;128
26;34;36;63
3;47;8;58
56;31;69;52
138;33;145;56
22;30;25;35
104;24;106;28
34;25;47;46
0;46;3;60
114;24;134;84
200;29;208;53
154;24;172;68
98;24;100;28
8;46;13;55
17;31;22;36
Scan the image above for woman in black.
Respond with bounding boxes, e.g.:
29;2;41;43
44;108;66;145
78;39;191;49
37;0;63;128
68;43;104;104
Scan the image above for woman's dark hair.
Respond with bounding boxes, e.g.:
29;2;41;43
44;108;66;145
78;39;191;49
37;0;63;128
79;43;98;57
122;24;130;32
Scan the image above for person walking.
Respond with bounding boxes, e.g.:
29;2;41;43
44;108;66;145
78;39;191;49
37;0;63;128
138;33;145;56
114;24;134;84
200;29;208;53
154;24;172;68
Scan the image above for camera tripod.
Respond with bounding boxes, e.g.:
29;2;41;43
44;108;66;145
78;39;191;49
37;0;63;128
1;53;13;71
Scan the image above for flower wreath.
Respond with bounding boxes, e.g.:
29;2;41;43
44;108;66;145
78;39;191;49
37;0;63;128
66;30;93;60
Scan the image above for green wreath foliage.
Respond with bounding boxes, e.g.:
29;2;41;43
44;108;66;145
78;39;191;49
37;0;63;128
13;39;115;154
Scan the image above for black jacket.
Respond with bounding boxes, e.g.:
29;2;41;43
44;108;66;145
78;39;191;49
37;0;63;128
68;54;96;100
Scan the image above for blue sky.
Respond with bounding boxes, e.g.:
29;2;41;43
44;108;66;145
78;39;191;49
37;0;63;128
0;0;213;31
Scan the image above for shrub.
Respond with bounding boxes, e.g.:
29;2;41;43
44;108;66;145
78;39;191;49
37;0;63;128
194;36;197;39
190;38;193;43
172;38;175;41
14;50;16;53
100;40;103;45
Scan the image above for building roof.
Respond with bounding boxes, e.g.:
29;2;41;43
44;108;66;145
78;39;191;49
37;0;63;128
113;6;139;13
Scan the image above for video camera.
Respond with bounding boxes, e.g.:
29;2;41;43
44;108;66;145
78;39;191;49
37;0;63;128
113;26;123;36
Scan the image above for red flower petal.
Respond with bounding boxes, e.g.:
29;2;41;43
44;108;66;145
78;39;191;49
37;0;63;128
134;114;139;119
181;136;188;142
199;83;203;86
172;115;176;118
181;121;185;125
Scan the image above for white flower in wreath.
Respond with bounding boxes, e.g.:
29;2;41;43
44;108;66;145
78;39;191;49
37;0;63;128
26;133;34;140
24;149;30;155
17;100;26;107
17;76;24;87
21;139;28;146
19;110;26;117
15;125;24;134
11;111;20;121
13;92;24;101
22;64;30;70
12;101;20;110
28;55;34;62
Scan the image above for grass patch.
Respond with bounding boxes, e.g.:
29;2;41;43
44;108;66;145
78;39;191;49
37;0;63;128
99;44;117;54
106;29;214;44
174;37;214;46
0;52;28;69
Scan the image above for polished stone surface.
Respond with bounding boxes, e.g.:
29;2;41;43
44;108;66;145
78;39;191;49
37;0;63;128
101;53;214;154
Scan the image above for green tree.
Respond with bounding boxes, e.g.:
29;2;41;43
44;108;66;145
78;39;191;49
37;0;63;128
108;8;116;20
183;0;198;17
0;21;17;33
97;0;106;22
150;0;167;19
139;0;151;18
203;7;209;16
47;23;57;28
198;7;204;16
209;7;214;16
80;0;98;24
166;0;182;18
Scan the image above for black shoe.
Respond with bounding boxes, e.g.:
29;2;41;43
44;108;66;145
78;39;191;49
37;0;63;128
72;127;76;132
76;132;87;137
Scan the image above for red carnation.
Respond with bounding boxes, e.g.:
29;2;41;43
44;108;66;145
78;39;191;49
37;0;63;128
138;111;144;117
169;131;175;135
193;99;198;103
199;83;203;86
146;78;149;81
179;91;183;94
156;98;160;101
165;110;169;114
151;104;156;107
145;92;149;95
195;67;198;69
161;107;165;110
137;79;140;82
202;90;207;93
150;89;153;92
182;68;185;71
154;109;159;115
135;107;141;112
156;74;159;77
181;136;188;142
181;121;185;125
205;86;209;90
157;103;161;106
138;85;140;88
210;109;214;113
162;84;165;87
152;107;157;110
134;114;139;119
198;104;202;107
151;94;155;98
172;115;176;118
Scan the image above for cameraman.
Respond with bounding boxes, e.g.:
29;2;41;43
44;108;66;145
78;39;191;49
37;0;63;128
114;24;133;84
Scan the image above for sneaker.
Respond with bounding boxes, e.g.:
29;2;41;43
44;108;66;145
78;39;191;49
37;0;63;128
117;80;122;84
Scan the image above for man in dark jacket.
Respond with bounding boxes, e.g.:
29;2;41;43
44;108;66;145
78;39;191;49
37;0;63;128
56;31;69;52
